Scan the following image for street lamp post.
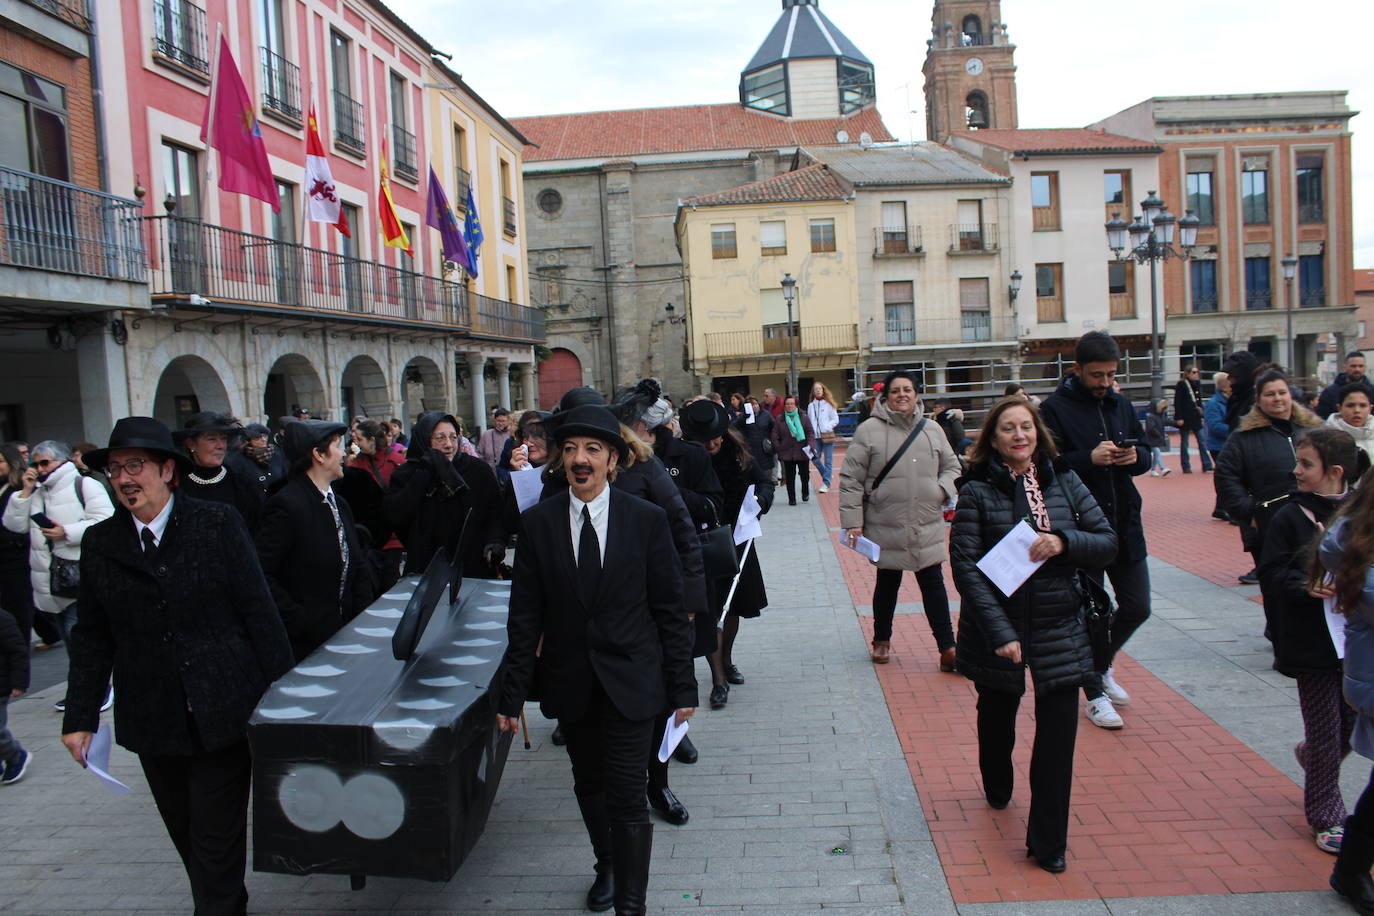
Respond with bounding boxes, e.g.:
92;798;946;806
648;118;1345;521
1105;192;1199;403
781;272;798;397
1281;253;1299;373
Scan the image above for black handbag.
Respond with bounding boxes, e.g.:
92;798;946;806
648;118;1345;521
1075;570;1115;672
50;553;80;599
698;503;739;579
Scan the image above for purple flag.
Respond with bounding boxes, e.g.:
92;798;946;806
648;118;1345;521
425;167;473;274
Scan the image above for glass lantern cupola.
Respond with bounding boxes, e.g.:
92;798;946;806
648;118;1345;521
740;0;875;119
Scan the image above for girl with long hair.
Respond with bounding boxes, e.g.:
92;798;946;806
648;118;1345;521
807;382;840;492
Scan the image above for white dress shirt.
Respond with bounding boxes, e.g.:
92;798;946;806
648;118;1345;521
134;493;174;548
569;484;611;565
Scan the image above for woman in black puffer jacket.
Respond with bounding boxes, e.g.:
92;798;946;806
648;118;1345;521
952;396;1117;874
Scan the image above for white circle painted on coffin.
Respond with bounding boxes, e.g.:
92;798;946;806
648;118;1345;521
278;765;345;833
340;773;406;839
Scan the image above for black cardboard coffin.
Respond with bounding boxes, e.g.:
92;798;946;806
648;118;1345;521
248;573;513;882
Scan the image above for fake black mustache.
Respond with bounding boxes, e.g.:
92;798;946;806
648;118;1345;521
570;464;594;476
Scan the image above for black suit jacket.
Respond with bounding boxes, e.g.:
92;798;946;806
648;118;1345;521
255;474;375;661
499;487;696;723
64;495;293;756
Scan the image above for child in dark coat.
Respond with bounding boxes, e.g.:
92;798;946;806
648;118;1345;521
0;606;30;784
1144;398;1171;477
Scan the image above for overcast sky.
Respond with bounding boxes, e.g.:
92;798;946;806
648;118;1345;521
388;0;1373;267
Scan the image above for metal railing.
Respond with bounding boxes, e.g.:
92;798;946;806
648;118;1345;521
23;0;91;30
1301;287;1327;307
704;323;857;360
332;89;365;153
873;225;923;256
259;47;301;121
0;166;145;282
949;223;998;252
142;216;544;342
502;196;517;235
1192;293;1219;313
1299;201;1324;223
392;124;418;182
961;32;990;46
1245;291;1272;310
153;0;209;74
877;314;1013;348
454;167;471;208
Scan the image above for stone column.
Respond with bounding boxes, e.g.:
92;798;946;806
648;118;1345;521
77;327;132;444
930;361;948;395
493;358;511;409
465;351;487;430
520;359;537;410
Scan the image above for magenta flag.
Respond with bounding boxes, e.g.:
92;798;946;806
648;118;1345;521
200;34;279;212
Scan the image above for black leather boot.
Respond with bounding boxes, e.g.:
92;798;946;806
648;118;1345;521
575;794;614;912
673;735;698;765
1332;819;1374;915
610;822;653;916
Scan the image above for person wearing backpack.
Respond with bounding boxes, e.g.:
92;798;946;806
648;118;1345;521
839;370;960;668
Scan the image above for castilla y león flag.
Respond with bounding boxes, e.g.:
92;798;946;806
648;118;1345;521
200;34;278;212
305;107;349;237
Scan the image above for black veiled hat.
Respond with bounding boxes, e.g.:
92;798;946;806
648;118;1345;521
83;417;194;477
173;411;242;445
679;399;730;443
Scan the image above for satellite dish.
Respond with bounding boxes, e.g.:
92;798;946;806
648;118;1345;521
859;132;874;148
836;129;849;143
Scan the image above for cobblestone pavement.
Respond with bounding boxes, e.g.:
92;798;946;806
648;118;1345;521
0;438;1364;914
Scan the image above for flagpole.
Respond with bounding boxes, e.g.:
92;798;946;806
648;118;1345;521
200;23;225;223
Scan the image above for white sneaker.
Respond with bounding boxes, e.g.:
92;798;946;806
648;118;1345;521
818;484;829;493
1085;696;1124;729
1102;668;1130;706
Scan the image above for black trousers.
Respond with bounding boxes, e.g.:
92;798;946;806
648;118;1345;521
139;740;252;916
561;680;655;825
871;564;954;648
976;683;1079;859
0;564;35;645
782;459;809;503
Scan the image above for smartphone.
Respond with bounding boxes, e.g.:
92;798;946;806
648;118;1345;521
1114;438;1138;449
30;512;53;528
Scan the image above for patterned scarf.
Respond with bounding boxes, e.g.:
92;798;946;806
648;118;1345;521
1014;463;1051;532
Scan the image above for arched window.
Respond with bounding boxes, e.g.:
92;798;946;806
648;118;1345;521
961;15;984;46
965;91;989;129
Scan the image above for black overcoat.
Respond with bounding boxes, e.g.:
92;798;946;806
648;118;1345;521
499;487;696;722
951;457;1117;696
255;474;375;662
1258;489;1344;675
64;495;293;755
1214;405;1323;551
709;434;772;618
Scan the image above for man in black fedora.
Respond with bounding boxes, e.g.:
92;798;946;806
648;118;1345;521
61;417;293;916
497;404;696;915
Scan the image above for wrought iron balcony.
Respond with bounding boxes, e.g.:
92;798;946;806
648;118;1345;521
502;196;517;235
142;215;545;343
949;223;998;253
877;314;1013;348
873;225;923;257
153;0;209;74
259;47;301;122
392;124;418;183
1191;293;1219;313
23;0;91;30
332;89;365;154
0;166;145;282
1245;290;1273;310
1301;287;1327;307
1299;202;1325;223
704;323;858;360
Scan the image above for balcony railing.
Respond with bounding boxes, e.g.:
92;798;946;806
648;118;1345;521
1299;201;1324;223
502;196;517;235
332;89;365;153
1032;206;1060;232
949;223;998;253
153;0;209;74
877;314;1013;348
1109;291;1135;319
1301;287;1327;307
0;166;145;282
704;323;858;360
454;167;471;209
23;0;91;30
259;47;301;122
1192;293;1219;313
142;215;544;342
961;31;990;46
873;225;923;256
1246;290;1273;310
392;124;418;182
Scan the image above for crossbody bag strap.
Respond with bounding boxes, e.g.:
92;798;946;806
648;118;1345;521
870;418;928;495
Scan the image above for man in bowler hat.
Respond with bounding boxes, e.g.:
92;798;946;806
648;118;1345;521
60;417;293;916
497;404;696;915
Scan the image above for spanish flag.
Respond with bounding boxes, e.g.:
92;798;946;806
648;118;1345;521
378;134;412;256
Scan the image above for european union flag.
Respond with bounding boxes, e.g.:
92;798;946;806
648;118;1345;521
463;183;484;279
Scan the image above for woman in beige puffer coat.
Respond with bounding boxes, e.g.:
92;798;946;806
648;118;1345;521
839;370;961;667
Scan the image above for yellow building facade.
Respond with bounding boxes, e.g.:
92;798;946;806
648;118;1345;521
676;164;860;399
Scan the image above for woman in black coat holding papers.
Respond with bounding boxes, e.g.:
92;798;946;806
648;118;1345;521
951;396;1116;875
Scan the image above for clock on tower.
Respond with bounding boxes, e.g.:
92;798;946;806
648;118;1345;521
921;1;1018;140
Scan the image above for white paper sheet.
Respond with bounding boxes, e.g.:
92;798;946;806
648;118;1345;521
85;727;133;796
975;520;1046;598
733;485;762;544
743;403;755;425
1325;596;1347;659
838;531;881;563
657;713;690;763
509;466;545;513
802;445;815;460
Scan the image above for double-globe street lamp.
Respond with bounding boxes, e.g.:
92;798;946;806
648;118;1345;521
781;272;799;398
1280;253;1299;375
1105;192;1200;403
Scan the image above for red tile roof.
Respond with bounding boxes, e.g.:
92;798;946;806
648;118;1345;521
513;103;894;162
949;128;1161;155
682;163;848;207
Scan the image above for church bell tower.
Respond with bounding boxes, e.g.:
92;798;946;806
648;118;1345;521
922;1;1018;141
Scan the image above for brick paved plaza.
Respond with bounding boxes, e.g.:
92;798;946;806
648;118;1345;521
1;439;1365;914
